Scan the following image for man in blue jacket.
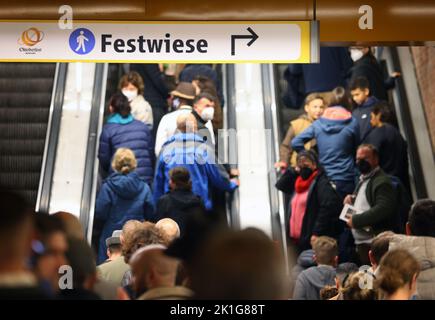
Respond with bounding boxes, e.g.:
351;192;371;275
153;113;238;211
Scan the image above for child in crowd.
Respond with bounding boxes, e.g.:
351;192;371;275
275;93;326;170
349;76;382;141
155;167;205;236
293;236;338;300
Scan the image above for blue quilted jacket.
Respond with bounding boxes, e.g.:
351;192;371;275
95;171;154;264
98;113;154;184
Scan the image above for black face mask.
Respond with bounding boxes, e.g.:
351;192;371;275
357;159;372;174
299;167;314;180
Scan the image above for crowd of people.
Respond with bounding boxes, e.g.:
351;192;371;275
0;50;434;301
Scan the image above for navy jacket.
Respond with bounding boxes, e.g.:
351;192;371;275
156;189;205;236
95;172;154;264
98;114;154;184
153;133;237;210
284;47;353;108
352;96;379;141
292;108;360;183
349;54;396;102
365;124;410;192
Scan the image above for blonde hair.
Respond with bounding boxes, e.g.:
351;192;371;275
304;93;324;106
341;271;377;300
111;148;137;174
313;236;338;265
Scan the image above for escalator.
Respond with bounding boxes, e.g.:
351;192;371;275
0;63;56;205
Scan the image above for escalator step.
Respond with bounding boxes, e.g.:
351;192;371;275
0;107;50;123
0;78;54;93
0;63;56;78
0;139;45;155
0;172;41;189
0;92;53;109
0;155;43;171
0;123;47;139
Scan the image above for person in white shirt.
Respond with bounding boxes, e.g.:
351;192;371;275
119;71;153;129
154;82;214;156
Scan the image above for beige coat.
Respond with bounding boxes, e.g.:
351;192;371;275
279;114;315;167
389;234;435;300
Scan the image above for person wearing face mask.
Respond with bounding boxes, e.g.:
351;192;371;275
191;92;216;146
275;150;343;252
343;144;397;266
154;82;215;156
119;71;153;129
348;46;401;102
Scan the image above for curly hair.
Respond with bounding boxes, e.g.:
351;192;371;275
122;223;166;264
118;71;145;95
341;271;378;300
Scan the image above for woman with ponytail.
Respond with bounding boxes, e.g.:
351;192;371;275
376;249;420;300
95;148;154;264
98;92;154;185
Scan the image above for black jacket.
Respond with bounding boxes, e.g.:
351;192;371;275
364;124;410;193
156;189;205;236
276;169;343;251
349;54;395;101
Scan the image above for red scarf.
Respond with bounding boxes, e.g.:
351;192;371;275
294;170;318;193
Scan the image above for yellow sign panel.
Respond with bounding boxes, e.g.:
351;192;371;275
0;20;316;63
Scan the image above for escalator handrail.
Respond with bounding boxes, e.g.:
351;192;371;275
389;48;428;199
80;63;108;240
260;63;289;270
36;63;68;213
225;64;240;230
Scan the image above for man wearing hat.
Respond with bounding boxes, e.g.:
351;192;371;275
97;230;130;286
154;82;214;156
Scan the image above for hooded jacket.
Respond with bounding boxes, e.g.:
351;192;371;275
153;132;237;210
292;107;360;183
293;265;336;300
95;172;154;264
156;189;205;236
98;114;154;184
352;96;379;142
389;234;435;300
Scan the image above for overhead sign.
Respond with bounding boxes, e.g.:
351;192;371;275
0;20;317;63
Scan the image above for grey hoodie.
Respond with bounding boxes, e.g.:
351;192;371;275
293;265;336;300
389;234;435;300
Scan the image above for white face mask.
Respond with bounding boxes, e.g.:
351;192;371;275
122;89;138;102
200;107;214;122
350;49;364;62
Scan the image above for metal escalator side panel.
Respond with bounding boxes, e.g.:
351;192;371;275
80;63;108;243
224;64;240;230
36;63;68;213
260;63;289;273
383;47;432;199
233;64;272;235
